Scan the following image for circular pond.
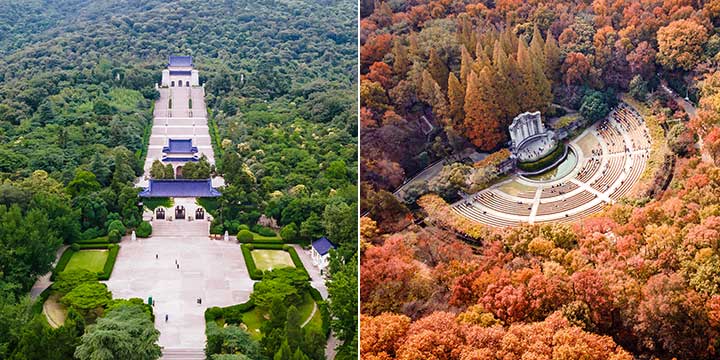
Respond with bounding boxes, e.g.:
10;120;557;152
522;147;578;182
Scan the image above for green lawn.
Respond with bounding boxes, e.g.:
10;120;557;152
64;250;109;273
240;292;315;340
251;250;295;271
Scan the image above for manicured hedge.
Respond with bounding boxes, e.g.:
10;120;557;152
76;236;109;245
51;244;120;281
237;229;254;242
237;236;283;244
517;143;566;173
241;244;263;280
101;244;120;280
204;299;255;323
241;243;309;280
307;287;330;336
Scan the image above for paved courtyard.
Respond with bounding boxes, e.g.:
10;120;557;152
104;219;254;349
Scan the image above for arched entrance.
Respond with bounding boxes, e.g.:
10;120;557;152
171;81;175;87
175;206;185;219
175;166;183;179
195;208;205;220
156;208;165;220
186;81;190;87
178;81;183;87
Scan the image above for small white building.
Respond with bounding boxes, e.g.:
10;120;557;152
161;56;200;87
310;237;336;270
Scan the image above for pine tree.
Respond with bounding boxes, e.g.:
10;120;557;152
285;305;303;350
273;340;293;360
463;68;505;151
427;48;449;90
447;72;465;129
392;39;410;77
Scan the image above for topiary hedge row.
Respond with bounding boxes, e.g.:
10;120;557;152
51;244;120;281
241;244;309;280
76;236;109;245
517;143;567;173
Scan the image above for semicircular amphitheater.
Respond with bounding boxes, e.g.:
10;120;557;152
453;103;652;227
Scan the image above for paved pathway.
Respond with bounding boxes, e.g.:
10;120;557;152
30;245;68;299
105;219;254;349
659;81;712;163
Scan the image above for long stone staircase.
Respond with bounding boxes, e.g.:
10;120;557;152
161;348;206;360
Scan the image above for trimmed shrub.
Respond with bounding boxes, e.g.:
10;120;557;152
71;243;80;251
238;224;250;231
251;225;276;237
280;223;299;243
237;230;254;243
107;220;126;236
108;229;121;243
136;221;152;238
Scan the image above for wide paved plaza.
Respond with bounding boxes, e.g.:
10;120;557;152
104;220;254;349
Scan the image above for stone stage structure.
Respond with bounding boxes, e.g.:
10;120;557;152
509;111;557;162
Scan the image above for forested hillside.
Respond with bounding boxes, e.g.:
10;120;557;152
0;1;357;359
360;0;720;359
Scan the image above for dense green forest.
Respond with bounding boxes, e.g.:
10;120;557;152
0;1;357;359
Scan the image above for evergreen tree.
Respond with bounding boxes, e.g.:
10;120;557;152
285;305;303;350
273;340;293;360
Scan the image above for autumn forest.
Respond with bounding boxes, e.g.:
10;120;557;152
360;0;720;359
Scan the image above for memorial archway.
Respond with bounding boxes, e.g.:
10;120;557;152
195;208;204;220
156;208;165;220
175;166;183;179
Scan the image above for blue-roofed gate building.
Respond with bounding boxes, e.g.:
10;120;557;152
138;56;223;203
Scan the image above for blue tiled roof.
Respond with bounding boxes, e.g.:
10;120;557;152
311;237;336;256
162;139;198;154
161;156;199;162
169;56;193;67
139;179;220;198
169;70;192;76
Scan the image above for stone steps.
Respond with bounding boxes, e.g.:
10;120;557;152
161;348;205;360
150;219;210;237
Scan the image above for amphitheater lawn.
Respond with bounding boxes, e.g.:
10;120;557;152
64;250;108;273
250;250;295;271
